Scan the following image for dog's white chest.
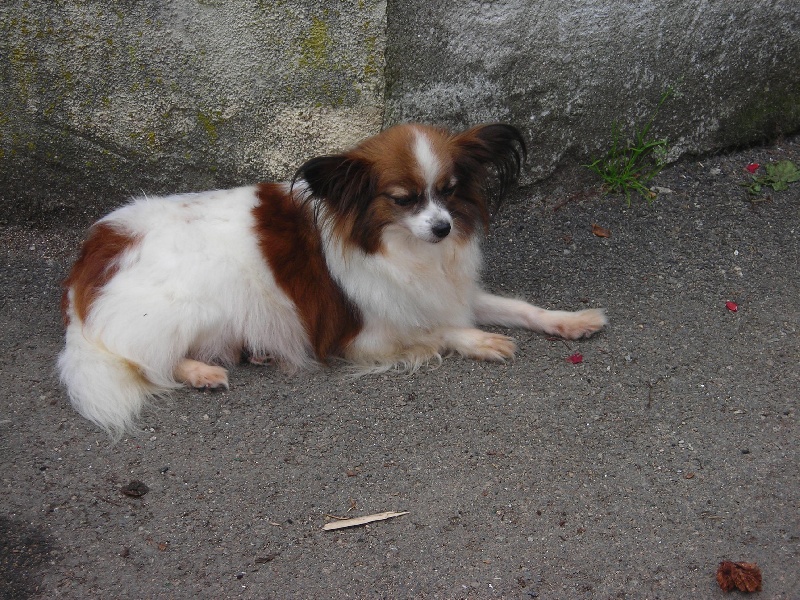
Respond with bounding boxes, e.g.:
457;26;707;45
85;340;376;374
324;228;482;330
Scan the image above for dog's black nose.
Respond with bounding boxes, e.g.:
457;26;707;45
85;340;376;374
432;221;451;239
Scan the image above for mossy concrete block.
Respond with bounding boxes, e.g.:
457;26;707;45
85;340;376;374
2;1;799;224
384;1;800;182
0;0;386;223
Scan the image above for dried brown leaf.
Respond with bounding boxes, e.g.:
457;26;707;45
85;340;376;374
716;561;762;593
120;480;149;498
591;223;612;238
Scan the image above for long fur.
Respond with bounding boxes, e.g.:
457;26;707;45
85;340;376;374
59;123;607;438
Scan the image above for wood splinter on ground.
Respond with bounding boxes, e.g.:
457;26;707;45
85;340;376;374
322;511;409;531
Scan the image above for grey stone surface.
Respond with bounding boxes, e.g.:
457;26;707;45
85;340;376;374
1;1;386;223
2;1;800;219
385;1;800;180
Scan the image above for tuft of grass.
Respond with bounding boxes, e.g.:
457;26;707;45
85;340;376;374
741;160;800;195
585;90;672;205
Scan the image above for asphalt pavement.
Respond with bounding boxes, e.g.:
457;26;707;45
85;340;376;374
1;137;798;599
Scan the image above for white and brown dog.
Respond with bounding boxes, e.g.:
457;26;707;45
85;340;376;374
59;123;606;437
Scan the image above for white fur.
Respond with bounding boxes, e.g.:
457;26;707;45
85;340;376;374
402;199;453;243
320;216;482;363
403;130;453;243
413;129;440;188
316;204;606;370
59;296;168;434
59;186;312;437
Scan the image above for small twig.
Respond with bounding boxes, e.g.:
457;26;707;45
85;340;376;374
322;511;409;531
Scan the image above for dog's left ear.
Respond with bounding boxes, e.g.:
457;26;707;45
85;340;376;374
452;123;527;211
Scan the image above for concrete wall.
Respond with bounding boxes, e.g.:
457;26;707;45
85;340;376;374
385;0;800;181
1;1;799;224
0;1;386;223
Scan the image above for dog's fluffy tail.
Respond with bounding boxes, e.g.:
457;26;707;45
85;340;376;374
58;318;171;439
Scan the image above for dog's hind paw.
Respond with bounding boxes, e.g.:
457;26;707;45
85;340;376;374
247;354;274;366
175;359;229;390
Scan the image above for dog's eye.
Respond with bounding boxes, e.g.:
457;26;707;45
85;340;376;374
391;194;417;207
439;185;456;197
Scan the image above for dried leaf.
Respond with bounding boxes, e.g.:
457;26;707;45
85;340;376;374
716;561;762;593
591;223;612;238
120;480;149;498
566;352;584;364
323;511;408;531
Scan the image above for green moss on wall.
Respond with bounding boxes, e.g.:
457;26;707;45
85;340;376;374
299;16;333;70
197;111;224;142
363;33;380;78
8;43;38;104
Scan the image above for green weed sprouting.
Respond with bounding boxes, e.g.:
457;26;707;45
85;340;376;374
741;160;800;196
585;89;672;205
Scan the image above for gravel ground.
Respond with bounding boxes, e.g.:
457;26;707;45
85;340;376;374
1;137;798;599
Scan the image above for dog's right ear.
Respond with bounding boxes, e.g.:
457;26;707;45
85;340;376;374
292;154;375;220
452;123;527;215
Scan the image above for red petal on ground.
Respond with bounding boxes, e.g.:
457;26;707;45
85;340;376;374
745;163;760;173
726;301;739;312
566;352;584;364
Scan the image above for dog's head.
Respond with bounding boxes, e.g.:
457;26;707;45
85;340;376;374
294;123;526;253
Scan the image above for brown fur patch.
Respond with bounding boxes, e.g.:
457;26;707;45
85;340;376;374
253;183;362;360
354;124;455;196
354;124;427;188
62;223;138;325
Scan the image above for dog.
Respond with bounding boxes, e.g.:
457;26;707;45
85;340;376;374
59;123;607;437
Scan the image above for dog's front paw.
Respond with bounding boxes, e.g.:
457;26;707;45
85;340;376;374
450;329;517;361
549;308;608;340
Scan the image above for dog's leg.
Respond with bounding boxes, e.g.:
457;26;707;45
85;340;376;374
174;359;229;389
347;323;516;368
473;291;607;340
